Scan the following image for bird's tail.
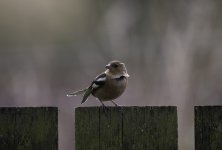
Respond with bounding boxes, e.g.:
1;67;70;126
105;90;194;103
81;86;93;104
67;88;87;97
67;86;93;104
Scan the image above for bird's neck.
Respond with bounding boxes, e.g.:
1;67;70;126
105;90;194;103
105;70;129;78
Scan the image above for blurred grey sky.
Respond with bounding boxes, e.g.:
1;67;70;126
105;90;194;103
0;0;222;150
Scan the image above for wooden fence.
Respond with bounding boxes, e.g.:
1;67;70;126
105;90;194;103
0;106;221;150
0;107;58;150
75;106;177;150
195;106;222;150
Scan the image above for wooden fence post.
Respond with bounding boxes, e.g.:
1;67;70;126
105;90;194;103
195;106;222;150
75;106;178;150
0;107;58;150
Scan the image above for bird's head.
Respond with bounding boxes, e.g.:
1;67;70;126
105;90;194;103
105;60;129;78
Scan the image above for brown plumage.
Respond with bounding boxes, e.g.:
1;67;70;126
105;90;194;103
67;60;129;106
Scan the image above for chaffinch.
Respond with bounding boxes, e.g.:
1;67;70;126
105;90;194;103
67;60;129;106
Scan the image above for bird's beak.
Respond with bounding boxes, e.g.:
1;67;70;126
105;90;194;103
105;64;111;69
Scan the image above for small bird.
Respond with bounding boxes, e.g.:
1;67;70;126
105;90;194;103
67;60;129;106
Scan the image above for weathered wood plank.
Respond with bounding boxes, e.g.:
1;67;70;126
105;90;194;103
0;107;58;150
75;106;178;150
122;107;177;150
75;107;100;150
99;107;123;150
195;106;222;150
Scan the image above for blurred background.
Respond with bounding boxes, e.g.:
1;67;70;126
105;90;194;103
0;0;222;149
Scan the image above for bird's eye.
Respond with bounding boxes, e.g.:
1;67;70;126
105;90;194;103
112;64;118;68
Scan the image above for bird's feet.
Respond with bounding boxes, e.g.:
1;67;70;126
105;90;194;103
111;100;119;107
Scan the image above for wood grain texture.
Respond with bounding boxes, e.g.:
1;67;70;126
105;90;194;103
195;106;222;150
75;106;178;150
0;107;58;150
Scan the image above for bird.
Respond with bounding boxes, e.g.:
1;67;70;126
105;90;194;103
67;60;129;106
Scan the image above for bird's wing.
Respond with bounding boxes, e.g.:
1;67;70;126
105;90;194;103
92;73;107;88
81;73;107;104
